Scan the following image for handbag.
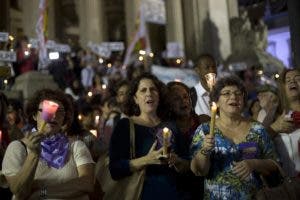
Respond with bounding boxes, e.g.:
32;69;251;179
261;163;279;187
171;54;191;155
256;160;300;200
95;118;145;200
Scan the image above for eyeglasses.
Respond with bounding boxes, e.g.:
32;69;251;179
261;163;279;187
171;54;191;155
220;91;243;98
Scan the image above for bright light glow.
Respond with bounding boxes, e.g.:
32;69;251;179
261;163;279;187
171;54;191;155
10;49;14;52
4;80;8;84
9;35;14;41
149;52;154;57
174;79;181;82
27;44;32;48
99;58;104;64
24;50;30;56
107;63;112;68
176;59;181;64
88;91;93;97
138;56;144;61
49;52;59;60
139;50;146;55
275;74;280;79
78;114;82;120
102;84;107;89
90;129;97;137
257;70;263;75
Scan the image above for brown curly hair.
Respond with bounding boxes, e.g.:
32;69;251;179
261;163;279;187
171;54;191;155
25;89;74;131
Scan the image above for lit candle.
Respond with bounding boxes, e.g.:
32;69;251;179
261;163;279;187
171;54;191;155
162;127;172;156
205;73;216;92
0;130;2;143
209;102;217;136
40;100;59;132
90;129;97;137
95;115;100;126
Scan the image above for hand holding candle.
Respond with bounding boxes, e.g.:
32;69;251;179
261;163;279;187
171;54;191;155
209;102;217;136
205;73;216;92
162;127;172;156
40;100;59;132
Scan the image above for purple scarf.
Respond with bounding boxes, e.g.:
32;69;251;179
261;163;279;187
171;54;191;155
40;133;69;169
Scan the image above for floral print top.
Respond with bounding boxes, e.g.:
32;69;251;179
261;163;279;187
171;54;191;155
190;122;278;200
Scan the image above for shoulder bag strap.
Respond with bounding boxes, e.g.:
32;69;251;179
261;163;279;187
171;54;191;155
129;118;135;159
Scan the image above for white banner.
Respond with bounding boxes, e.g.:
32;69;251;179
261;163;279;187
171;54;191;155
142;0;166;24
88;42;111;58
0;32;9;42
51;44;71;53
29;38;39;48
166;42;184;58
151;65;199;87
101;42;125;51
0;51;17;62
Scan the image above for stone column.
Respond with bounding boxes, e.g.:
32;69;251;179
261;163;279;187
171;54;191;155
22;0;56;39
182;0;232;62
287;0;300;67
165;0;185;52
208;0;232;61
227;0;239;19
0;0;9;32
125;0;139;45
77;0;107;47
22;0;39;38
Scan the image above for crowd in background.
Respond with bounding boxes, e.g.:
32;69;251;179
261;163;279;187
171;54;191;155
0;35;299;200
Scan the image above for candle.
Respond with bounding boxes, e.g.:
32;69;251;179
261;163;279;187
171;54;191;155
0;130;2;143
162;127;172;156
209;102;217;136
90;129;97;137
205;73;216;91
95;115;100;126
40;100;59;132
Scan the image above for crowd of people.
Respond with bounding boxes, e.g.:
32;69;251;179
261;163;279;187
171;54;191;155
0;35;299;200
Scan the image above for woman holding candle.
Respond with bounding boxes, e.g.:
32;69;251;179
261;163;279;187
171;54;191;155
190;75;278;199
2;89;94;200
109;73;186;200
167;81;210;200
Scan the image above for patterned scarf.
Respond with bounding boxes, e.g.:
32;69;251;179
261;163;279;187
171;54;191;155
40;133;69;169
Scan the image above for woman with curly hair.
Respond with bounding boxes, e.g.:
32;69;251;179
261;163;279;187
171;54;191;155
190;75;278;199
109;73;187;200
2;89;94;200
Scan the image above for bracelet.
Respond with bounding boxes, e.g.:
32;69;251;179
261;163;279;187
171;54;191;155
199;148;211;156
40;186;47;199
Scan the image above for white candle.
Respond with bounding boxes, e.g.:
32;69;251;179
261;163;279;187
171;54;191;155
209;102;217;136
162;127;171;155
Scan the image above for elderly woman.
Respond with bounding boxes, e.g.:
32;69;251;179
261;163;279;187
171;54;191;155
109;73;186;200
273;68;300;177
190;75;278;199
2;89;94;200
167;81;210;199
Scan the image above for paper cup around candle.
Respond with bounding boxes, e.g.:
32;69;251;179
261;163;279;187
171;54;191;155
205;73;216;91
42;100;59;122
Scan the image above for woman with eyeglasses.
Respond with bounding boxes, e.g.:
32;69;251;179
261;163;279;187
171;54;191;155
190;75;278;199
2;89;94;200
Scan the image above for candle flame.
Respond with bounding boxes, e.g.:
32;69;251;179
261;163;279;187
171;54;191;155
90;129;97;137
205;73;216;91
163;127;171;138
211;102;217;111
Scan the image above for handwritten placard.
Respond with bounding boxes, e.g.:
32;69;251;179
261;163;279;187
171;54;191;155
0;32;9;42
101;42;125;51
0;51;16;62
142;0;166;25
